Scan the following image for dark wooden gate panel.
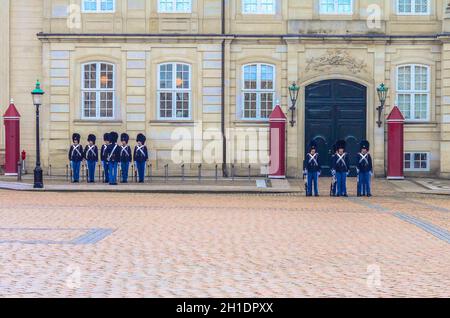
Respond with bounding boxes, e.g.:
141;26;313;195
305;80;367;176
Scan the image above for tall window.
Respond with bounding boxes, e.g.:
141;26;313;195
82;62;115;119
82;0;115;12
242;64;275;120
158;63;191;120
242;0;276;14
397;0;430;15
319;0;353;14
158;0;192;13
396;64;430;121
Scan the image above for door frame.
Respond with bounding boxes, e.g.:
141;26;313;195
298;75;375;176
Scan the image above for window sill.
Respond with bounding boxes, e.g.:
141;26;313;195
73;120;123;125
149;120;195;126
233;120;269;126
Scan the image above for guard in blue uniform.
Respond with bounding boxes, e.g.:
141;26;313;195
69;133;83;183
303;141;321;197
101;133;110;183
356;140;373;197
134;133;149;183
107;132;121;185
84;134;98;183
330;142;338;197
119;133;132;183
331;140;350;197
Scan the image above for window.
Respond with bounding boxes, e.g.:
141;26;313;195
242;0;276;14
404;152;430;171
81;62;115;119
157;63;191;120
82;0;115;12
241;64;275;120
319;0;353;14
396;64;430;121
158;0;192;13
397;0;430;15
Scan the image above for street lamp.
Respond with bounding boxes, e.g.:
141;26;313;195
288;82;300;127
31;80;44;188
376;83;389;128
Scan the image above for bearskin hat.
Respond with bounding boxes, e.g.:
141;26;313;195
87;134;96;144
360;140;370;151
308;140;318;152
109;132;119;144
121;133;129;143
103;133;110;142
336;140;346;151
136;133;146;144
72;133;81;143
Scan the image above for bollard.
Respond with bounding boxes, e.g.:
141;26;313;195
49;164;52;177
164;164;168;182
81;164;85;182
66;164;69;181
248;165;251;181
17;161;22;181
215;164;218;182
98;164;101;180
198;164;202;182
85;164;89;181
231;164;235;181
181;164;185;181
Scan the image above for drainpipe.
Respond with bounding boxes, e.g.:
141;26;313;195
221;0;228;177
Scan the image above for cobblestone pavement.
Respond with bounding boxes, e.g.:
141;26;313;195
0;181;449;298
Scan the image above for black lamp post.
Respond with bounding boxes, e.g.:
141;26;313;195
376;83;389;128
288;82;300;127
31;80;44;189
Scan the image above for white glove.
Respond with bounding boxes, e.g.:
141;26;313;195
318;171;321;177
303;169;307;175
331;170;336;176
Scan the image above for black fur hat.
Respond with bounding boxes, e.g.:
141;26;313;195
103;133;110;142
308;140;318;152
360;140;370;151
136;133;146;144
121;133;129;143
72;133;81;143
336;140;346;151
109;132;119;144
87;134;96;144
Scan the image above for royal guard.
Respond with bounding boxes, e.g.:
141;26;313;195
84;134;98;183
330;142;338;197
68;133;83;183
331;140;350;197
120;133;132;183
134;133;149;183
356;140;373;197
303;141;321;197
106;132;121;185
101;133;110;183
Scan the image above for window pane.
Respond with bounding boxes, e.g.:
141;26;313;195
83;92;96;117
398;0;411;13
176;0;191;12
337;0;352;13
260;93;274;118
414;94;428;120
100;92;113;117
398;66;411;91
244;93;257;118
100;63;113;89
159;64;173;89
415;0;428;13
176;92;190;118
244;65;257;89
100;0;114;11
398;94;411;119
243;0;258;13
176;64;190;89
84;0;97;11
260;65;274;89
84;64;97;89
414;66;428;91
159;92;173;118
320;0;335;13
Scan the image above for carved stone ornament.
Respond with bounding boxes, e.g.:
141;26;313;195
305;49;368;74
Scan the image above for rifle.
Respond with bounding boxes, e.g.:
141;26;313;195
330;171;336;197
303;171;308;196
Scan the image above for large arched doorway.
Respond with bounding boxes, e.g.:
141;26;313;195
305;79;367;176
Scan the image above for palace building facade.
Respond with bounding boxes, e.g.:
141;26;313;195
1;0;450;177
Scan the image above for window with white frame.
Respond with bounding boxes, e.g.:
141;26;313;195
158;63;191;120
319;0;353;14
404;152;430;171
158;0;192;13
81;62;115;119
397;0;430;15
396;64;430;121
242;0;276;14
82;0;115;12
241;64;275;119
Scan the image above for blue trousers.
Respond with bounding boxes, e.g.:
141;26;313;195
108;161;118;185
307;171;319;196
358;171;372;196
121;161;130;183
336;172;347;196
135;161;146;182
102;161;109;183
87;160;97;182
71;161;81;182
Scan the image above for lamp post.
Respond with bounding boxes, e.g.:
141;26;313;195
376;83;389;128
288;82;300;127
31;80;44;188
